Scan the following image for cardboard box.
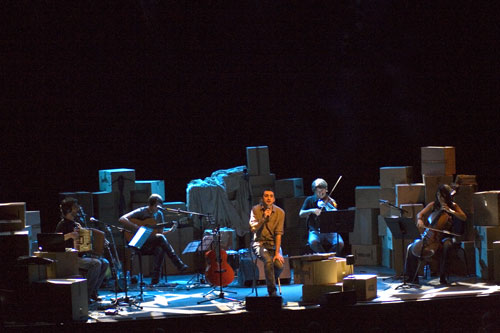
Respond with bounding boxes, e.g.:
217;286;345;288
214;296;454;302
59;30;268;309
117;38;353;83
351;244;380;265
379;166;413;188
461;241;476;276
302;283;343;303
400;203;424;223
133;180;166;202
476;247;493;280
275;178;304;199
98;168;136;215
246;146;271;176
454;184;475;214
379;203;401;218
249;174;276;196
421;146;456;176
32;278;88;321
474;226;500;250
276;196;307;229
455;174;478;186
395;183;425;206
379;187;396;202
423;175;454;205
34;250;79;278
355;186;381;209
350;208;379;245
92;191;120;224
293;259;338;285
473;191;500;226
343;274;377;300
378;215;388;236
0;202;26;232
25;211;41;226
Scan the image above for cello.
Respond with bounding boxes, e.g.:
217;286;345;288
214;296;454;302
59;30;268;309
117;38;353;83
204;225;235;287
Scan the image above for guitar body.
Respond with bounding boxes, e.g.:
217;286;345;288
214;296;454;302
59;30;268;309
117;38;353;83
124;218;159;242
205;248;235;287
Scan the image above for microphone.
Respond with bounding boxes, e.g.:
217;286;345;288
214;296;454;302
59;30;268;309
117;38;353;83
157;206;166;211
90;217;100;223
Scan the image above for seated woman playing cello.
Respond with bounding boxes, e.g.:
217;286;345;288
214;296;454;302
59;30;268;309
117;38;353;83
406;184;467;284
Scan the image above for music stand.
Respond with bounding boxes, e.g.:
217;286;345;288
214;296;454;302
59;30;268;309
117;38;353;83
127;226;154;303
319;210;355;255
384;216;421;289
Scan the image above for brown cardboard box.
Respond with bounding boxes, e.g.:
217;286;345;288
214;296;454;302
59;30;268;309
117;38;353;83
423;175;454;204
249;174;276;196
473;191;500;226
34;250;79;278
293;259;338;285
421;146;456;176
400;204;424;223
98;168;136;216
454;184;475;214
0;202;26;232
355;186;381;209
379;166;413;188
343;274;377;300
351;244;381;265
395;183;425;206
277;196;307;229
275;178;304;199
246;146;271;176
133;180;165;202
350;208;379;245
302;283;343;303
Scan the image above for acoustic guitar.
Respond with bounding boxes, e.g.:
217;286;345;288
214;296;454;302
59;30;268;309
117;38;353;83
124;218;175;242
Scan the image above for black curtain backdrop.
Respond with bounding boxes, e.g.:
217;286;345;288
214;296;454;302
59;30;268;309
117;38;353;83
2;1;499;231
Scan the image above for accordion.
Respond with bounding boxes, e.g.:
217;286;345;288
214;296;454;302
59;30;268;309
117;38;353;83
77;228;105;256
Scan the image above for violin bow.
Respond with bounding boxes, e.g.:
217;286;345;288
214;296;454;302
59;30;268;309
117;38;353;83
328;175;342;198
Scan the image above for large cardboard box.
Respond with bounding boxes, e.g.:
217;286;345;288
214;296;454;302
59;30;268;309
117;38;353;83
474;226;500;250
476;247;493;280
350;208;379;245
132;180;166;203
461;241;476;276
343;274;377;300
454;184;475;214
355;186;381;209
400;203;424;223
473;191;500;226
34;250;79;278
421;146;456;176
302;283;343;303
293;259;338;285
32;278;88;321
98;168;136;216
92;191;120;224
0;202;26;232
276;196;307;229
379;166;413;188
249;174;276;197
395;183;425;206
423;175;454;205
275;178;304;199
351;244;380;265
246;146;271;176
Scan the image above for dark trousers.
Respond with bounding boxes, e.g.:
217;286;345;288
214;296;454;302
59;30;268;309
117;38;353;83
251;242;283;295
406;238;455;281
143;234;183;279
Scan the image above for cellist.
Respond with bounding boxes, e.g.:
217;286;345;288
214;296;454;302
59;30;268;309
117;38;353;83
249;189;285;297
406;184;467;284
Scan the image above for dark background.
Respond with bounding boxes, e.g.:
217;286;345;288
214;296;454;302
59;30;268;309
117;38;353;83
2;1;498;231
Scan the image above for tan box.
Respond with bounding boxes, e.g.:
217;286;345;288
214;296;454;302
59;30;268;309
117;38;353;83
334;257;349;281
350;208;379;245
275;178;304;199
455;174;478;186
302;283;343;303
92;191;120;223
293;259;338;285
246;146;271;176
379;203;401;218
33;278;88;321
400;203;424;223
351;244;380;265
0;202;26;232
473;191;500;226
423;175;454;204
379;166;413;188
421;146;456;176
379;187;396;202
454;184;475;214
474;226;500;250
343;274;377;300
396;183;425;206
355;186;381;209
276;196;307;229
133;180;165;202
34;250;79;278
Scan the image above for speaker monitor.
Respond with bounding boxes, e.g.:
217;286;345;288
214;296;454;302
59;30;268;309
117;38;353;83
245;296;282;311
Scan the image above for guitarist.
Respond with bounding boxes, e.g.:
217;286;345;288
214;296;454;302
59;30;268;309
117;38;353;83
249;189;285;297
119;194;188;285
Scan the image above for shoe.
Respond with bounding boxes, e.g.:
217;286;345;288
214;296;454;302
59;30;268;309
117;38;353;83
178;263;188;273
439;275;448;285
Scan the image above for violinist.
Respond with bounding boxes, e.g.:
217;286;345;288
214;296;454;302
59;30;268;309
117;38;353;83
299;178;344;255
55;197;109;303
406;184;467;284
249;189;285;297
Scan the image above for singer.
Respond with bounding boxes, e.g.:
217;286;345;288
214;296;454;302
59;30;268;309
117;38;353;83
249;189;285;297
119;194;188;286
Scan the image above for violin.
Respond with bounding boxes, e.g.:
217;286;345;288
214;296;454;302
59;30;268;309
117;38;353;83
317;196;338;211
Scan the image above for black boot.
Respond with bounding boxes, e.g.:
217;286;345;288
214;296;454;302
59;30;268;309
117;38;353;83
439;274;448;285
172;256;188;272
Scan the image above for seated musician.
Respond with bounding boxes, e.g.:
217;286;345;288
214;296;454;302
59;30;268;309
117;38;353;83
299;178;344;255
249;189;285;297
406;184;467;284
55;197;109;303
119;194;188;286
